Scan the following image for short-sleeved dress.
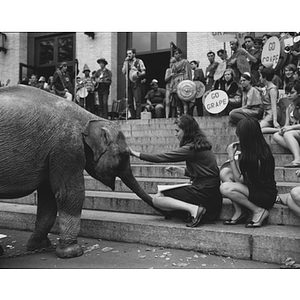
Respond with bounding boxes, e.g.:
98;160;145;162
139;143;223;221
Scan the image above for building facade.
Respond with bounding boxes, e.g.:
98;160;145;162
0;31;270;106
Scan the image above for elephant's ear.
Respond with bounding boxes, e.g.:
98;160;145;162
83;120;112;161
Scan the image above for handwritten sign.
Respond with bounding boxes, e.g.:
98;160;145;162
237;55;251;74
212;32;236;43
214;61;227;81
204;90;229;114
261;36;280;68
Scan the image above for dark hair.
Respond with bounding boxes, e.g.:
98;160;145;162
207;51;215;57
175;115;212;151
285;63;297;72
241;73;252;83
262;34;271;40
293;96;300;121
285;81;300;94
127;48;136;54
190;60;199;67
174;48;182;54
236;117;274;184
244;35;254;42
217;49;226;56
260;67;275;81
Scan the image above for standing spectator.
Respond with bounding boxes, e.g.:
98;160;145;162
227;38;243;82
273;82;300;168
164;58;176;118
169;48;192;116
262;34;271;46
52;62;73;101
204;51;219;91
240;35;262;86
130;115;222;227
81;63;95;114
122;48;146;119
283;63;297;89
229;72;263;125
220;117;277;227
217;49;228;63
190;60;205;116
95;58;112;119
144;79;166;118
259;68;280;132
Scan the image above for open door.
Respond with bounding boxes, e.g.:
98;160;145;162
19;63;37;83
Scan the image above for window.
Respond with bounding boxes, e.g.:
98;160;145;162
38;39;54;65
132;32;151;53
157;32;177;50
58;36;74;62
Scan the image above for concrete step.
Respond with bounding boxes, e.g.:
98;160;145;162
2;189;299;227
0;202;299;265
129;164;300;183
84;175;296;194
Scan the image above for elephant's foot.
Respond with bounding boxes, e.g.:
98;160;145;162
55;239;83;258
0;244;3;256
26;236;52;251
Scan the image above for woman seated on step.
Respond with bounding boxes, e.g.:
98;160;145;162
276;170;300;218
220;117;277;227
273;82;300;168
130;115;222;228
229;72;263;125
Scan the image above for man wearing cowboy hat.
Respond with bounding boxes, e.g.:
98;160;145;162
79;63;95;113
122;48;146;119
95;58;112;119
52;62;73;101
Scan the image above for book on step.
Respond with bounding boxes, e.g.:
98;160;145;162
157;183;191;192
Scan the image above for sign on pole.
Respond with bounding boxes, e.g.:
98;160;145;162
214;61;227;81
212;32;236;43
237;55;251;74
261;36;280;68
204;90;229;114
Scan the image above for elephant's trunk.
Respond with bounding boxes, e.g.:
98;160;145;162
119;169;170;218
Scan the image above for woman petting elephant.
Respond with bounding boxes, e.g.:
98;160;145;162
0;85;164;259
130;115;222;227
220;117;277;227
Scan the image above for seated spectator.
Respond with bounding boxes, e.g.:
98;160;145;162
273;82;300;168
144;79;166;118
220;117;277;227
259;68;280;132
29;74;39;88
46;76;55;93
283;64;297;89
20;77;29;85
52;62;73;101
214;68;242;115
293;68;300;82
277;169;300;218
229;72;263;125
37;76;47;90
130;115;222;227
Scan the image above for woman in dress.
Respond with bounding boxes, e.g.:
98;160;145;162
130;115;222;227
259;68;280;133
220;117;277;227
229;72;263;125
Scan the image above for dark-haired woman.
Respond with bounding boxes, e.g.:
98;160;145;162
220;117;277;227
229;72;263;125
273;93;300;168
130;115;222;227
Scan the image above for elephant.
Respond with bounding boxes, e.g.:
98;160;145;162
0;85;166;258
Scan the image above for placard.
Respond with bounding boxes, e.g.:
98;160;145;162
212;32;236;43
261;36;280;68
204;90;229;114
214;61;227;81
237;55;251;74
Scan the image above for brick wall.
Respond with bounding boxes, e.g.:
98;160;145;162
76;32;118;106
0;32;27;86
187;32;230;72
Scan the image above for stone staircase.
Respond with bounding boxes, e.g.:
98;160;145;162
1;116;300;265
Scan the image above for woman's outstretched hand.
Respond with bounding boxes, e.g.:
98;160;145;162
129;147;140;158
166;166;185;176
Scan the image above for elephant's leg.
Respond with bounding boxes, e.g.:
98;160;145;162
26;181;57;251
51;171;85;258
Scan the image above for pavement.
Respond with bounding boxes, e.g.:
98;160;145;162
0;228;280;269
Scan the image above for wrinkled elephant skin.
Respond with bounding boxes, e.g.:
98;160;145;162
0;85;160;258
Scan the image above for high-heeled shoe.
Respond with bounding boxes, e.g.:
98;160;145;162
186;206;206;228
223;210;248;225
245;209;269;228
